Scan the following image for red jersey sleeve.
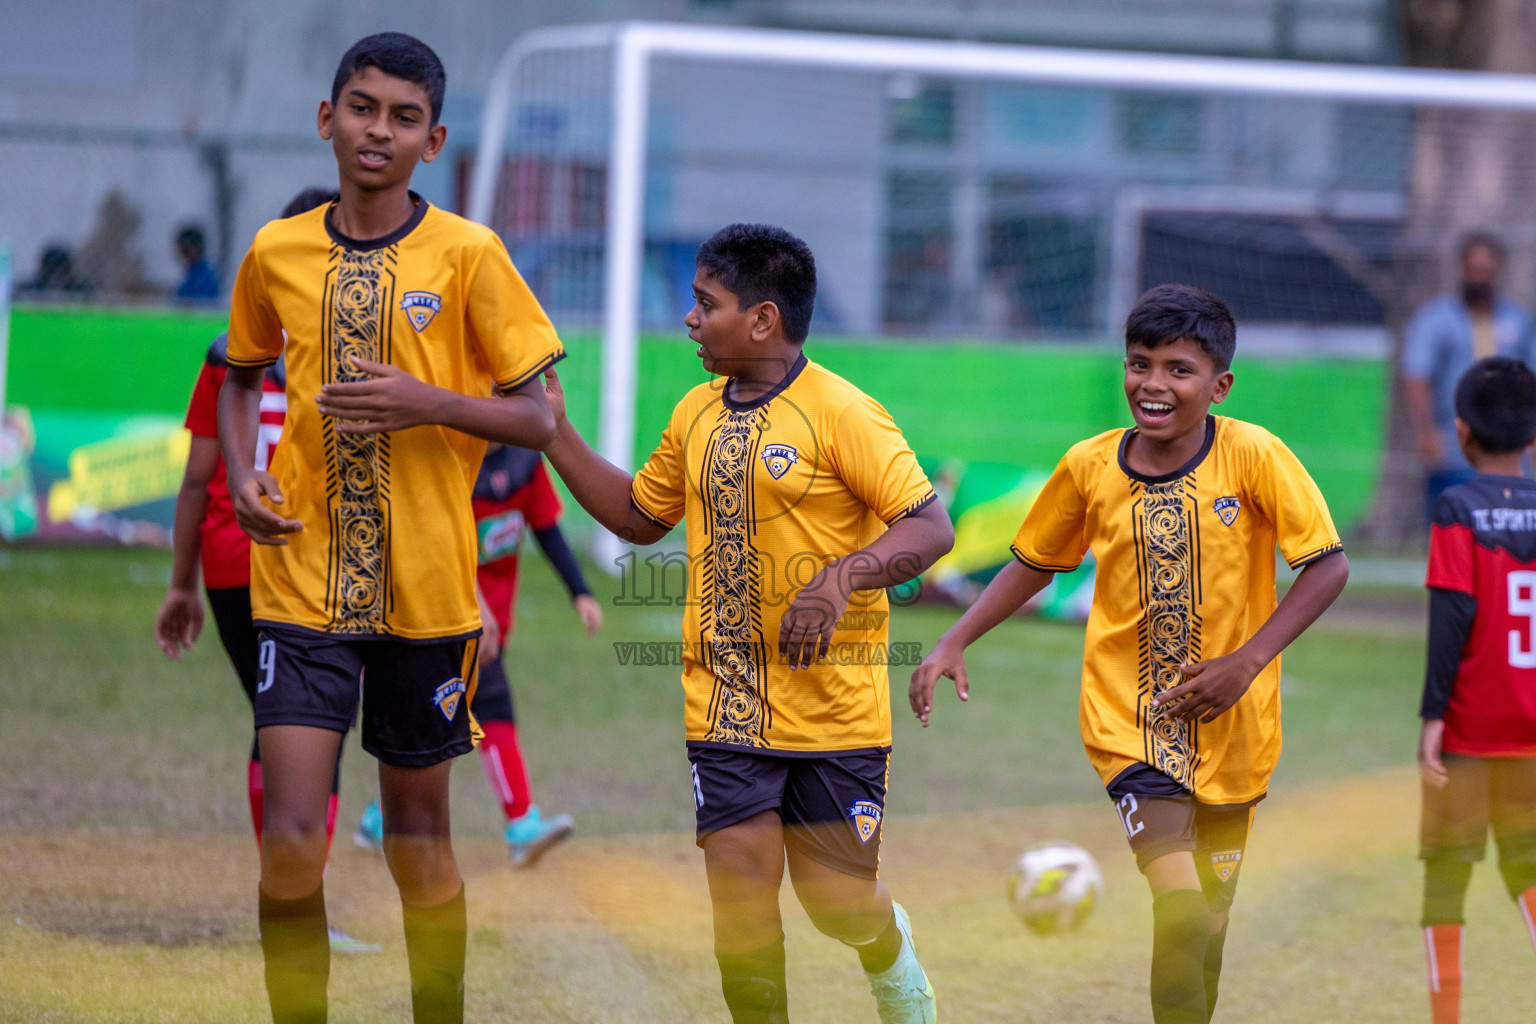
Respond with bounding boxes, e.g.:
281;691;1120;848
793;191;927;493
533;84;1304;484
524;461;564;531
1426;514;1476;596
184;363;224;438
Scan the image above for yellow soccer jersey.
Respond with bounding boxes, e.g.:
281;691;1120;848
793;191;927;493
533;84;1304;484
632;353;937;753
226;197;565;640
1011;415;1341;805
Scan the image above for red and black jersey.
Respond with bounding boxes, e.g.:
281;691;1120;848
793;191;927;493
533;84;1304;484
473;446;588;638
184;334;286;590
1424;474;1536;757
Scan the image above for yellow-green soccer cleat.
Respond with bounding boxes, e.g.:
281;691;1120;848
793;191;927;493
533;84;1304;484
866;903;936;1024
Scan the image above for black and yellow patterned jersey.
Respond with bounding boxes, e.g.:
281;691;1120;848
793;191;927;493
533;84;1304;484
632;353;937;754
1011;415;1342;805
226;197;565;640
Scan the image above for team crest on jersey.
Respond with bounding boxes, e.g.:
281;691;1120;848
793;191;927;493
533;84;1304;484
432;677;467;721
1210;849;1242;882
1213;496;1241;527
761;444;799;480
400;291;442;332
847;800;883;844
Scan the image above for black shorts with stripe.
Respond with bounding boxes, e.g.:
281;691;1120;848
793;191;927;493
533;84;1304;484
688;744;890;880
1107;763;1259;913
253;625;480;768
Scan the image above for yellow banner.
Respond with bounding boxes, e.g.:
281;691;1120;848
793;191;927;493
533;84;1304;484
47;427;190;521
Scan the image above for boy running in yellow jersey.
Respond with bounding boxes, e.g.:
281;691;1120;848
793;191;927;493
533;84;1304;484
218;32;563;1024
910;284;1349;1023
542;223;954;1024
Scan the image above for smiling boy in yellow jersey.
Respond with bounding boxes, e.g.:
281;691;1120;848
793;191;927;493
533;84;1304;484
542;224;954;1024
218;33;563;1024
911;284;1350;1024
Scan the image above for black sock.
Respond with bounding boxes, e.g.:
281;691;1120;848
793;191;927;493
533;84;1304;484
849;910;903;975
259;883;330;1024
402;885;466;1024
1150;889;1210;1024
1203;921;1228;1020
716;934;789;1024
1422;858;1473;926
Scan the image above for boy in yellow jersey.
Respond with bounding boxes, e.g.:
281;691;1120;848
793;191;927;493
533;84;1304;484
910;284;1349;1023
217;33;563;1024
542;223;953;1024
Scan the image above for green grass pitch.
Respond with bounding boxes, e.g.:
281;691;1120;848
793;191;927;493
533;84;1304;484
1;546;1533;1022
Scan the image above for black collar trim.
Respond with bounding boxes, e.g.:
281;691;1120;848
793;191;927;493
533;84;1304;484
1118;414;1216;484
325;192;429;251
722;350;808;411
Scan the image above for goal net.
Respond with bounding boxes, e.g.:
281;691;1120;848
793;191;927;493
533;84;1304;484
467;23;1536;564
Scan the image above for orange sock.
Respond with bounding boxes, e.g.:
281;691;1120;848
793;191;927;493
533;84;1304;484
1519;887;1536;953
1424;923;1462;1024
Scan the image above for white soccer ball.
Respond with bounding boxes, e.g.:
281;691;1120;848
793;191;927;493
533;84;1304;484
1006;841;1104;935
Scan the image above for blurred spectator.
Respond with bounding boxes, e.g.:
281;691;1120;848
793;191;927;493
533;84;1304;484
174;225;220;301
17;245;88;296
1403;232;1533;515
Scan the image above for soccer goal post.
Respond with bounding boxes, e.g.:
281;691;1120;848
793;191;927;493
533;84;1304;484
470;21;1536;564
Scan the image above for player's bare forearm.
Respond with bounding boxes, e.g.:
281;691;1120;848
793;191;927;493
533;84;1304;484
780;501;954;670
908;558;1056;725
1404;377;1440;463
168;437;219;590
836;501;954;593
318;358;556;448
217;366;264;492
943;559;1055;650
1157;549;1349;722
544;417;667;545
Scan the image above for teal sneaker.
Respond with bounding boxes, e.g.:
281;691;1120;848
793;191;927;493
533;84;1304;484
328;926;381;955
504;806;574;868
866;903;936;1024
353;800;383;853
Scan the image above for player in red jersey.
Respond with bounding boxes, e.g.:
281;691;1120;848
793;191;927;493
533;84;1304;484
1419;355;1536;1024
355;444;600;865
153;188;376;953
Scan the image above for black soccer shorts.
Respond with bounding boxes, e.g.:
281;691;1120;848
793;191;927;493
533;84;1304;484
1107;762;1259;913
206;586;261;706
1421;754;1536;864
471;654;516;724
688;745;890;880
253;625;480;768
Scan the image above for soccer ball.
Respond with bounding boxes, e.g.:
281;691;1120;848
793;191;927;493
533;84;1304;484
1006;841;1103;935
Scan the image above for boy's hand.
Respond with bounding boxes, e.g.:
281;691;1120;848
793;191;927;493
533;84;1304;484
154;587;204;661
318;357;447;434
231;471;303;545
909;639;969;727
544;366;569;433
780;562;851;670
574;593;603;637
1154;651;1262;722
478;624;501;666
1419;719;1449;789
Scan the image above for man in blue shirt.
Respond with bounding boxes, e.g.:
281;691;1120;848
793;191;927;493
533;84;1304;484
174;225;221;301
1403;233;1532;517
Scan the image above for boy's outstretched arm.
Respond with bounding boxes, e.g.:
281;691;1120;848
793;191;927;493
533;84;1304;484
779;500;955;670
1156;550;1349;723
154;435;219;660
317;357;556;450
540;366;668;546
908;559;1056;726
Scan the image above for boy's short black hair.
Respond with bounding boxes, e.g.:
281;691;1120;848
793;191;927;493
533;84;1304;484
1125;283;1237;372
281;188;340;218
331;32;445;125
1455;356;1536;453
696;223;817;344
177;225;205;252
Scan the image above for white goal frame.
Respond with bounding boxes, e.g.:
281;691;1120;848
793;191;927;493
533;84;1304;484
470;20;1536;563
